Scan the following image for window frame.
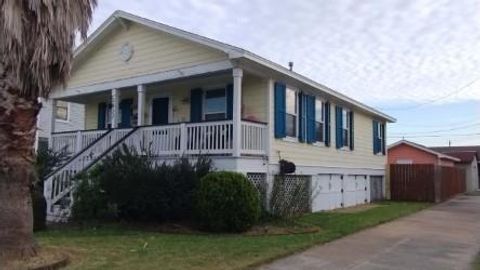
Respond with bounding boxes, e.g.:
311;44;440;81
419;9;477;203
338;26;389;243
314;97;325;144
377;121;385;155
341;108;351;148
202;87;227;121
284;86;299;140
55;101;70;122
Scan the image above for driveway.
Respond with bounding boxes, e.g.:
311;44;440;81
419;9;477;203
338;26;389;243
259;195;480;270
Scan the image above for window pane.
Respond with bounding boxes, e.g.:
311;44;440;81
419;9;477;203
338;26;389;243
342;110;349;129
205;113;226;121
286;113;296;137
205;89;226;114
55;101;68;120
286;88;296;114
315;122;324;142
315;100;323;122
343;129;349;146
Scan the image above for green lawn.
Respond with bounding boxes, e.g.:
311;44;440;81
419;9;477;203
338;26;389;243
37;201;429;270
473;253;480;270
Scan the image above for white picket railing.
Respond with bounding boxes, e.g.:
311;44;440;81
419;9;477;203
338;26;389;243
44;128;132;221
241;121;268;155
185;120;234;155
52;129;107;153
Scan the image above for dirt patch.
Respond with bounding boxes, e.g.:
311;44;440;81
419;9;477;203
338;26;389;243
1;247;70;270
244;224;320;236
333;204;380;213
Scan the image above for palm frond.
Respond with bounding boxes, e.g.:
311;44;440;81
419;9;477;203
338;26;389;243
0;0;97;99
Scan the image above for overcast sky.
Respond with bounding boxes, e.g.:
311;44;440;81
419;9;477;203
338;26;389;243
89;0;480;146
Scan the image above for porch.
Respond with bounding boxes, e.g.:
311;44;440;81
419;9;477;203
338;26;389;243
49;68;270;157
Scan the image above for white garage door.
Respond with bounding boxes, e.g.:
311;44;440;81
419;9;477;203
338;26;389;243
311;174;343;211
343;175;357;207
354;175;370;205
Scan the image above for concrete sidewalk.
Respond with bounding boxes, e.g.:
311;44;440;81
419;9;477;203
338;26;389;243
259;195;480;270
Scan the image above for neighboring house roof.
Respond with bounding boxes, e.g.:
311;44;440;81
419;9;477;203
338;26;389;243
73;10;395;123
430;146;480;163
388;140;461;162
430;147;479;164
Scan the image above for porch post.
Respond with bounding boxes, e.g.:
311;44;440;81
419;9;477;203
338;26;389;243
49;99;57;149
137;85;146;126
111;88;119;128
232;68;243;157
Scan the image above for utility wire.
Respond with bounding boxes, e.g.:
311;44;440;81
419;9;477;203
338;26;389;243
390;122;480;135
376;76;480;111
389;132;480;139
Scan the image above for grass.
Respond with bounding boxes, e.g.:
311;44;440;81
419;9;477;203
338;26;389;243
36;201;429;270
473;253;480;270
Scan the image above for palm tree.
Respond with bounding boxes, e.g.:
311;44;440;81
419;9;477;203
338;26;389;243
0;0;96;260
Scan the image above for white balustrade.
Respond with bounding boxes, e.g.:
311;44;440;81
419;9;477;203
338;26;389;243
185;120;234;155
52;129;107;154
241;121;267;155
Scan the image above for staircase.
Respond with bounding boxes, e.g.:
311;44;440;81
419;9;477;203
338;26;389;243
44;128;135;222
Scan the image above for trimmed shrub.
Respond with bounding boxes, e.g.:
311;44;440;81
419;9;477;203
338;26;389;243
71;145;212;222
195;171;260;232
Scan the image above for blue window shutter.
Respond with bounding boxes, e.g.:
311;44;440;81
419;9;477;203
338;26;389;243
190;88;203;122
298;92;305;142
324;102;331;147
373;120;379;154
349;111;354;150
306;95;316;143
274;82;286;138
335;106;343;149
226;84;233;120
119;99;133;128
98;102;106;129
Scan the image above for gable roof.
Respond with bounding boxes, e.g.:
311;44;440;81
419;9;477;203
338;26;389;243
434;151;477;163
388;140;461;162
74;10;395;123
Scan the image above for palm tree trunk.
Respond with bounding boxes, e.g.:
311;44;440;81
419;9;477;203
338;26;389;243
0;80;40;259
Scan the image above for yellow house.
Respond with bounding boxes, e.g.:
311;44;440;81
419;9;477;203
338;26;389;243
44;11;395;221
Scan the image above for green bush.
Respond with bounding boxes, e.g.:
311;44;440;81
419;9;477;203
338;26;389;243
72;145;212;222
195;171;260;232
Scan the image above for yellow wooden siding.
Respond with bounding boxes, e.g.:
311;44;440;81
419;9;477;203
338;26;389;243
68;23;227;88
85;102;98;130
271;105;386;169
242;75;268;122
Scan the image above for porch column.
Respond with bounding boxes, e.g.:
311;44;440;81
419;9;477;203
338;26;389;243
48;99;57;149
111;88;119;128
232;68;243;157
137;85;146;126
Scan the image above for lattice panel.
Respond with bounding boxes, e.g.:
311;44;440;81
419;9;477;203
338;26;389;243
271;175;311;216
247;173;267;208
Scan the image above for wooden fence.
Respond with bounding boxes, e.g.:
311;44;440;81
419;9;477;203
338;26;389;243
390;164;465;202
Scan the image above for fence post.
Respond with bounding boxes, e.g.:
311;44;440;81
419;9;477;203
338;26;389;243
180;123;187;154
433;165;442;203
75;131;83;153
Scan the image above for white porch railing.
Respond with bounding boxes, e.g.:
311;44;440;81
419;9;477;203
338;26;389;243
52;129;107;153
241;121;268;155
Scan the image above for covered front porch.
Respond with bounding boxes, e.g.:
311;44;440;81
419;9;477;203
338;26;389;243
50;68;269;157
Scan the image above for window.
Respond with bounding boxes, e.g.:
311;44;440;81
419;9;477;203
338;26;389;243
285;87;297;137
204;89;226;121
55;101;69;121
342;109;351;147
315;99;325;142
378;122;384;154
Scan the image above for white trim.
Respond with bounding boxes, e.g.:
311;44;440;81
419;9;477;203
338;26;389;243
148;93;173;125
266;79;274;161
51;60;233;99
